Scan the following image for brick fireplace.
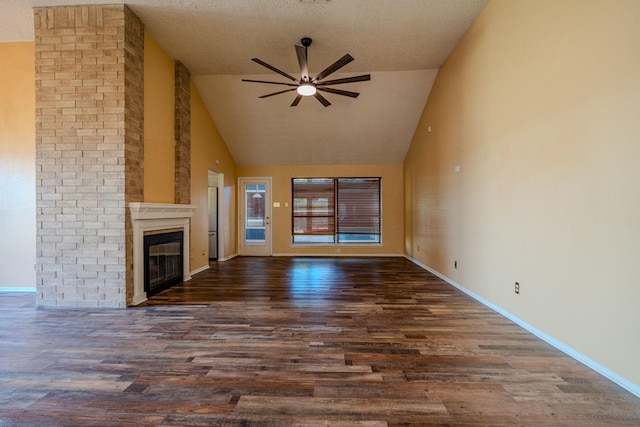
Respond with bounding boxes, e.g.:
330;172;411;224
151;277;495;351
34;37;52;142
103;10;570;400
129;203;196;305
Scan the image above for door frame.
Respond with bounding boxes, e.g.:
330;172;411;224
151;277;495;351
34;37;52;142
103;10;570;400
238;177;272;256
208;169;225;261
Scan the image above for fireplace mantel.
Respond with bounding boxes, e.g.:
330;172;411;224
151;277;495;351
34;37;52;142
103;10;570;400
129;203;197;305
130;203;198;221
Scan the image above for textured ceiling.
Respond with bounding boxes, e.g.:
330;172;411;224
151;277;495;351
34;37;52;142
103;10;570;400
1;0;489;166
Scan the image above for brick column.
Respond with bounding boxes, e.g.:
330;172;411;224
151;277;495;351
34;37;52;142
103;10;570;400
34;5;144;307
123;7;145;305
174;61;191;204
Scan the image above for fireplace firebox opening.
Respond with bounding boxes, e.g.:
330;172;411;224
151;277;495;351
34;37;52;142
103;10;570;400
144;231;184;297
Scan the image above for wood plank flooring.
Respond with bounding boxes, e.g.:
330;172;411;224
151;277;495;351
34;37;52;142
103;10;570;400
1;256;639;426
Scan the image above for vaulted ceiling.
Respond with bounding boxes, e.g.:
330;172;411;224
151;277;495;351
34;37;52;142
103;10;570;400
1;0;489;165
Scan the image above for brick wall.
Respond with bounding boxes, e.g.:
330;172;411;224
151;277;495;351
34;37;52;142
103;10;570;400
34;5;144;307
174;61;191;204
123;7;145;305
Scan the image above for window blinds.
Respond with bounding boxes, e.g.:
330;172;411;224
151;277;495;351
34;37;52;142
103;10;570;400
292;177;381;243
337;178;381;237
292;178;335;236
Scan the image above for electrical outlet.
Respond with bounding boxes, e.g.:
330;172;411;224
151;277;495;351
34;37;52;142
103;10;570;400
515;282;520;294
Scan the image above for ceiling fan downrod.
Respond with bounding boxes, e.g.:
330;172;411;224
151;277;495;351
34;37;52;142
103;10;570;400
300;37;312;84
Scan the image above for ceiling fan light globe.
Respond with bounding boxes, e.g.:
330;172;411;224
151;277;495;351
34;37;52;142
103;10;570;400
297;84;317;96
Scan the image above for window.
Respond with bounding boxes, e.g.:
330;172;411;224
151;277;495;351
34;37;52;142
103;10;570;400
292;177;381;244
337;178;381;243
292;178;335;243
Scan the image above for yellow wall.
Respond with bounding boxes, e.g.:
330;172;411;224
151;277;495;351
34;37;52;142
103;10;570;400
238;164;404;256
0;42;36;288
143;32;175;203
404;0;640;388
191;82;237;269
143;32;238;272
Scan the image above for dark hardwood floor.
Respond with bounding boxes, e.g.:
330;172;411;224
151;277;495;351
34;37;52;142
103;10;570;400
1;256;639;426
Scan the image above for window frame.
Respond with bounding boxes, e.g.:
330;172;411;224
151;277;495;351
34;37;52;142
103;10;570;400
291;177;382;245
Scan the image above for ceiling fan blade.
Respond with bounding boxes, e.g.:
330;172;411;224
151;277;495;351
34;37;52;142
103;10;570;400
251;58;299;83
317;74;371;86
314;92;331;107
258;88;297;99
313;54;354;82
317;87;360;98
291;94;303;107
295;45;310;82
242;79;298;87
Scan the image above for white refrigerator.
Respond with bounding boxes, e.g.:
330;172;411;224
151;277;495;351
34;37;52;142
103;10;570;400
208;187;217;260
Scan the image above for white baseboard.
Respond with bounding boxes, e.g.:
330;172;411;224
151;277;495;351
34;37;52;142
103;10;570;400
217;253;238;262
405;255;640;399
190;264;210;276
0;287;36;292
272;253;405;258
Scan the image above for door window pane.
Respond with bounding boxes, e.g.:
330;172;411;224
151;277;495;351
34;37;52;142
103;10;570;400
245;184;265;243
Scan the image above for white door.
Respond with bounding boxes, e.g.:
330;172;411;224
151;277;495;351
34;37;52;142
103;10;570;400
238;177;272;256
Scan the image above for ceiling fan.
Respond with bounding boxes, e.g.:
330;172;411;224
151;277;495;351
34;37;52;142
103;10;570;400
242;37;371;107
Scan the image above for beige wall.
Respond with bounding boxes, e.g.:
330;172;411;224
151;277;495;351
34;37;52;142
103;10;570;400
404;0;640;388
238;164;404;256
143;32;238;272
143;32;175;203
191;82;237;269
0;42;36;289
